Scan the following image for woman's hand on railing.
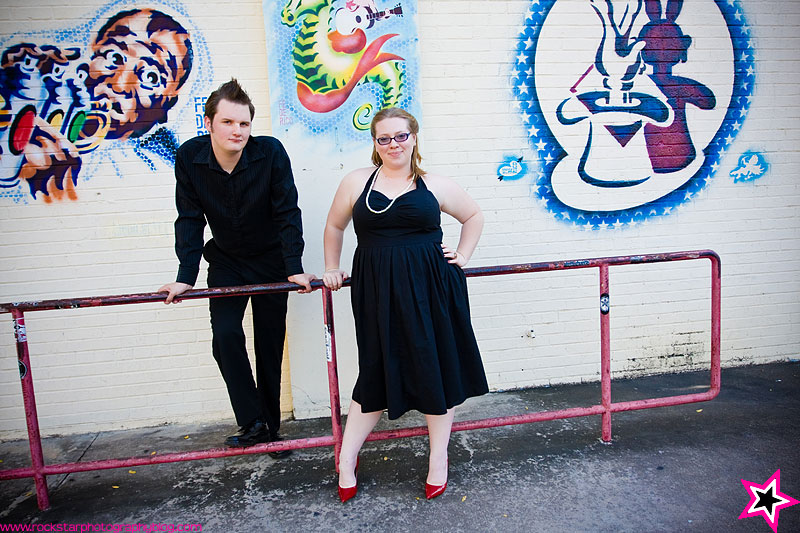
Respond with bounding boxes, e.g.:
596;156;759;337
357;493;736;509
322;269;348;291
157;282;193;304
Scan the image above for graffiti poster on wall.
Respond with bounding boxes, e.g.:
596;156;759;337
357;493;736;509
0;0;212;204
264;0;421;152
514;0;755;229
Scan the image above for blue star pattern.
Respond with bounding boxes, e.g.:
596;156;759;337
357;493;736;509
513;0;755;229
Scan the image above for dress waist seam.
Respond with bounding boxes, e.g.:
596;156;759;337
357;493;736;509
356;238;442;249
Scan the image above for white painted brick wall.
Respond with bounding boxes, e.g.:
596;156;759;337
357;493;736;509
0;0;293;439
1;0;798;438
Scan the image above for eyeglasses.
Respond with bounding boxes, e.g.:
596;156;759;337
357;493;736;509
375;132;411;145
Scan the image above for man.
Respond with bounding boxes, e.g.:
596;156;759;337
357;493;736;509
159;79;315;455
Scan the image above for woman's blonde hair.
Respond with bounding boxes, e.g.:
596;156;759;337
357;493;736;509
370;107;426;178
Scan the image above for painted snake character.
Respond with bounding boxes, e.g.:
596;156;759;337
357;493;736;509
280;0;405;130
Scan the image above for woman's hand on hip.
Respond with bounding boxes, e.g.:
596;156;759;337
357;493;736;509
441;244;467;268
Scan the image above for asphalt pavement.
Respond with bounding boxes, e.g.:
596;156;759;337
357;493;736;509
1;361;799;532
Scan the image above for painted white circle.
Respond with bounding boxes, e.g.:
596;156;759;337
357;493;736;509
535;0;734;210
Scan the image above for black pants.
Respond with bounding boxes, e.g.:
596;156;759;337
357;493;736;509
205;241;288;434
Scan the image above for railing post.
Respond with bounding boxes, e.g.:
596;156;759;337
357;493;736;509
322;287;343;471
11;309;50;510
710;254;722;393
599;264;612;442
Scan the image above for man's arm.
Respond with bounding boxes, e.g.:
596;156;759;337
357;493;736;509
268;139;315;292
158;147;205;303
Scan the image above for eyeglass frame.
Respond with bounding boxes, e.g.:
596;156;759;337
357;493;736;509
374;132;413;145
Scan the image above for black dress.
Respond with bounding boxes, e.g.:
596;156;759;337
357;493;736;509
350;168;489;419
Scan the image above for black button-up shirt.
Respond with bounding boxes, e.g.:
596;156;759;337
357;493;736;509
173;135;305;286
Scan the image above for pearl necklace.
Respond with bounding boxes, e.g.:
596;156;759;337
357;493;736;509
365;167;416;214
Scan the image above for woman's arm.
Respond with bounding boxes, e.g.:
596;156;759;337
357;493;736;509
322;170;366;289
431;175;484;267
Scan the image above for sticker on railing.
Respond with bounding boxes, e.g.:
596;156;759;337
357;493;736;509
13;317;26;343
324;325;332;362
18;360;27;379
565;260;590;267
600;294;610;314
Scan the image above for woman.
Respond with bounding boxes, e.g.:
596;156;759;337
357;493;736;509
322;107;488;501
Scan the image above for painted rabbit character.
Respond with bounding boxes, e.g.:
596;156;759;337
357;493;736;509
638;0;716;173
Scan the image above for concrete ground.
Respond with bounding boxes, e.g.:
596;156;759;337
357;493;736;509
1;361;799;532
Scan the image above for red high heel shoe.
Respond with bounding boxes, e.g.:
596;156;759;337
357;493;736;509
425;460;448;500
338;458;359;503
425;480;447;500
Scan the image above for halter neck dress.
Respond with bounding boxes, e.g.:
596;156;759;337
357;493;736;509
349;168;488;419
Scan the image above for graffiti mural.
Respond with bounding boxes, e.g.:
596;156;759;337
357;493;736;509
0;0;212;203
730;151;767;183
513;0;755;228
497;156;528;181
264;0;420;143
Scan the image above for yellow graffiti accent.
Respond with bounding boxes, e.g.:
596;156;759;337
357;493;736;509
47;110;65;130
352;103;373;131
0;94;9;131
73;105;110;154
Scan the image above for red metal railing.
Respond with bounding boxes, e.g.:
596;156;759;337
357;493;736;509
0;250;721;510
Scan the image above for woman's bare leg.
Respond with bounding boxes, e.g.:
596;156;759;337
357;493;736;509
338;400;382;488
424;407;455;485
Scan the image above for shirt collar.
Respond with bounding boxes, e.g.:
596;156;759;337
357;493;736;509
192;136;267;174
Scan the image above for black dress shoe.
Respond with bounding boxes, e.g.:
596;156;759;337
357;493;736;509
224;420;271;447
267;434;293;459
